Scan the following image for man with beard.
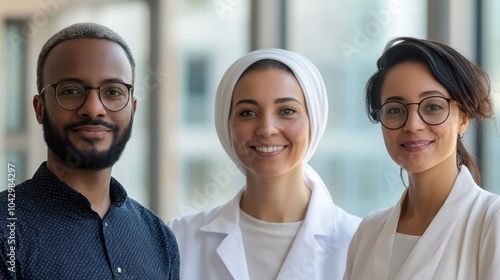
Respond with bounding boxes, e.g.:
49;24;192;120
0;23;179;279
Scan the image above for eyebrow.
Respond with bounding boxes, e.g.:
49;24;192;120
53;78;129;85
383;90;447;102
233;97;302;107
275;97;302;104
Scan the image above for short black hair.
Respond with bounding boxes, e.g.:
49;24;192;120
36;22;135;93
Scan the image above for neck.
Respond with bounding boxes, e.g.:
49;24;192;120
46;152;112;218
398;156;460;235
240;170;311;223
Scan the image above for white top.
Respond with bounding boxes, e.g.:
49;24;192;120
387;233;420;280
345;166;500;280
239;210;303;280
168;182;361;280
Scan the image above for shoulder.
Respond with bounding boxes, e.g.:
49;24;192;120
120;199;180;275
460;167;500;214
347;206;394;255
356;206;394;236
123;197;160;220
123;198;177;242
0;179;34;200
477;188;500;208
166;204;229;257
307;183;361;235
0;179;45;225
167;204;225;235
364;206;393;221
470;187;500;228
331;205;362;234
477;191;500;228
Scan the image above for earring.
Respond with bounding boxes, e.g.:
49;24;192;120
459;133;463;139
399;167;408;188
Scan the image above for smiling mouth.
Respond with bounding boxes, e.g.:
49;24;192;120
401;141;433;147
72;126;112;138
254;146;285;153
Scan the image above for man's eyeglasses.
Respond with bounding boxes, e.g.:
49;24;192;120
40;80;133;112
374;96;457;130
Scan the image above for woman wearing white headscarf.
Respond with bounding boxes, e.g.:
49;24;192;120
168;48;360;280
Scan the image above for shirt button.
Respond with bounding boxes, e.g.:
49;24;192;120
104;222;108;227
117;267;122;273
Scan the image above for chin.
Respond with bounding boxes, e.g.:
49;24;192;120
400;163;433;175
253;168;288;179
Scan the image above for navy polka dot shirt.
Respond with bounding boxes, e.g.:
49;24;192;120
0;162;180;279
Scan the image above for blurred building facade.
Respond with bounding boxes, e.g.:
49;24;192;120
1;0;499;221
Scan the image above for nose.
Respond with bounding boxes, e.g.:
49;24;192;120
403;106;425;132
77;89;107;119
255;115;279;138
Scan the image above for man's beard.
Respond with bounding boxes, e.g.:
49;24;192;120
42;109;133;170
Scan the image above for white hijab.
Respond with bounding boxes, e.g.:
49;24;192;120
215;48;331;198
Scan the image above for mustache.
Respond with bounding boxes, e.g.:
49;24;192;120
64;119;118;132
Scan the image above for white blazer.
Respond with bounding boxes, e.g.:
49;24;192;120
168;183;361;280
345;166;500;280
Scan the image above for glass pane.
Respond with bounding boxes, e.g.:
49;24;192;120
180;159;244;217
481;0;500;194
175;0;250;216
287;0;427;216
184;53;210;123
3;21;26;133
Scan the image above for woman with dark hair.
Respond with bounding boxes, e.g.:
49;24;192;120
169;48;360;279
345;37;500;279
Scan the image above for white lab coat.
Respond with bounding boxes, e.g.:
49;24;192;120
345;166;500;280
168;182;361;280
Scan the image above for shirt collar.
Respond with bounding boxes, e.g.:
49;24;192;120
34;162;128;207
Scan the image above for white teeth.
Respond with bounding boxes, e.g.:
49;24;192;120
404;142;430;147
255;146;285;153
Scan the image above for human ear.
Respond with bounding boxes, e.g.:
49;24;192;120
33;95;45;124
131;96;137;115
458;110;470;136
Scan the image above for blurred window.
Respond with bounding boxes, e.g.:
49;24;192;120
175;0;250;216
4;21;26;133
481;0;500;194
3;20;27;186
184;53;209;123
286;0;427;216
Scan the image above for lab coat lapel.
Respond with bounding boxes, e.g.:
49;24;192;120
201;189;249;280
277;183;336;279
395;167;476;279
277;224;325;279
364;192;403;280
217;230;249;280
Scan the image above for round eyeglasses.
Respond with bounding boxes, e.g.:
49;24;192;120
40;80;133;112
374;96;457;130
